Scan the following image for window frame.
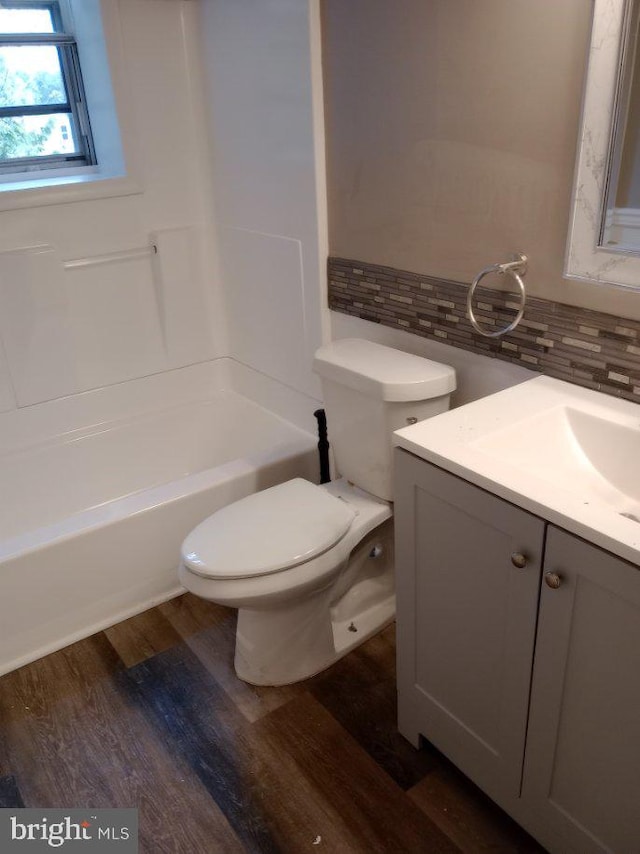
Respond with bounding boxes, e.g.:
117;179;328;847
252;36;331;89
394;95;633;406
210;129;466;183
0;0;96;176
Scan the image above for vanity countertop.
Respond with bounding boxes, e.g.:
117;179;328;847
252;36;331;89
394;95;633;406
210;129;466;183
393;375;640;566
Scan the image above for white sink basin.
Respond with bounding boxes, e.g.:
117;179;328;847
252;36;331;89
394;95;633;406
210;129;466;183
394;376;640;564
474;404;640;516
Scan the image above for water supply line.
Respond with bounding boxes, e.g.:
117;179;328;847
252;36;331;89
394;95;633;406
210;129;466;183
313;409;331;483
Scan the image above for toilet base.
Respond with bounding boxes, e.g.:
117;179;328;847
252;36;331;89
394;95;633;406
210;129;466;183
235;595;395;686
234;521;395;685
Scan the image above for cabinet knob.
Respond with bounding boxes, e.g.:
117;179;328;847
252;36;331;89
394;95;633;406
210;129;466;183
510;552;528;569
544;571;562;589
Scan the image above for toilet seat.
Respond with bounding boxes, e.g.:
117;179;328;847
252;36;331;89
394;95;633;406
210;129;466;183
179;478;393;614
182;478;356;580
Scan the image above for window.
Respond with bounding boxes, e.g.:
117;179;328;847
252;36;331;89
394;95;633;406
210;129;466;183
0;0;95;176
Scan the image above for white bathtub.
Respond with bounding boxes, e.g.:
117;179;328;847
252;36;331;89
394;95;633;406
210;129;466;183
0;371;318;676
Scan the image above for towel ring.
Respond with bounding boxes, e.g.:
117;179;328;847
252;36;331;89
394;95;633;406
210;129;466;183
466;253;528;338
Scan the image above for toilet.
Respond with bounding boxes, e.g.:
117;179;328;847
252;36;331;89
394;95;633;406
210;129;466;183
179;338;456;685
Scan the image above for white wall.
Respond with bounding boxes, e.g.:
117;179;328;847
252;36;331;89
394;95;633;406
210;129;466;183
0;0;226;416
199;0;329;401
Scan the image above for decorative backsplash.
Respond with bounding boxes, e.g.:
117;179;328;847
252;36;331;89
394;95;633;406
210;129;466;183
328;257;640;403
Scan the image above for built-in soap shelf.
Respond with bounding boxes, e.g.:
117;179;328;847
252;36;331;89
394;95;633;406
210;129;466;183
62;244;157;270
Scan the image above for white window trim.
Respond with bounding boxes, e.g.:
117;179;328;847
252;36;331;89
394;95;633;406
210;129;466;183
0;0;142;210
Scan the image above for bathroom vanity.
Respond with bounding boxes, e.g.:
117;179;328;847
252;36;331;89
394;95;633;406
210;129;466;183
393;376;640;854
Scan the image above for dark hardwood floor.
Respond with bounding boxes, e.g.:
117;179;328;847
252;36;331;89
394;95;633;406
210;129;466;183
0;595;546;853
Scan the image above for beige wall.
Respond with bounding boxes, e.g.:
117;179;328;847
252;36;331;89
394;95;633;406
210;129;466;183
322;0;640;321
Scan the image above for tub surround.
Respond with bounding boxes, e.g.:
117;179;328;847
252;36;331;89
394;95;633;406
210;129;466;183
201;0;329;403
329;257;640;404
0;1;230;416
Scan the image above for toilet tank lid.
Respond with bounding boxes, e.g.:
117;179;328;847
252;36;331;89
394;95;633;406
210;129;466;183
181;479;356;580
313;338;456;402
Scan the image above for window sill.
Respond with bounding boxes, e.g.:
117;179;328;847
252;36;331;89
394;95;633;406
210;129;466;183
0;170;142;211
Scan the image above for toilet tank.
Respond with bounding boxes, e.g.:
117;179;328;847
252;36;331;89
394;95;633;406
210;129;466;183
313;339;456;501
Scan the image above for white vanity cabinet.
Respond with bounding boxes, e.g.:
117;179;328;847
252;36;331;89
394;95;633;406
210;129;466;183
394;448;640;854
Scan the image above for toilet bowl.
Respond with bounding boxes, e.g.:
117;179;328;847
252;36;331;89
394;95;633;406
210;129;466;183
180;477;393;685
179;338;456;685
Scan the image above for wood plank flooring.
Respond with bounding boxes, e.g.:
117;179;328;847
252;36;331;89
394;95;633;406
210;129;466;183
0;595;547;853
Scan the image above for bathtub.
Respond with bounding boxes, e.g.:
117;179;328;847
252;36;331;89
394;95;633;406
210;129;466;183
0;375;318;676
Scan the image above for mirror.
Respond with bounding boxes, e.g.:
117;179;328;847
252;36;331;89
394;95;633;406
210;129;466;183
566;0;640;288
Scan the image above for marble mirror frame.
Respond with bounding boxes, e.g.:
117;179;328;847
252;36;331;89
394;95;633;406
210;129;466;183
565;0;640;288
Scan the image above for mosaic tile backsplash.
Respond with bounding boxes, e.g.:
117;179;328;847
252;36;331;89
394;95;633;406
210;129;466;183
328;257;640;404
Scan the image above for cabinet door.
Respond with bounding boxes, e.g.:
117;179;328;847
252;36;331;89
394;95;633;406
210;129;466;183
394;450;544;811
522;526;640;854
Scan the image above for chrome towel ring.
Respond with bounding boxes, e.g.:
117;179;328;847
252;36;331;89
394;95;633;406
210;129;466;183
466;253;528;338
